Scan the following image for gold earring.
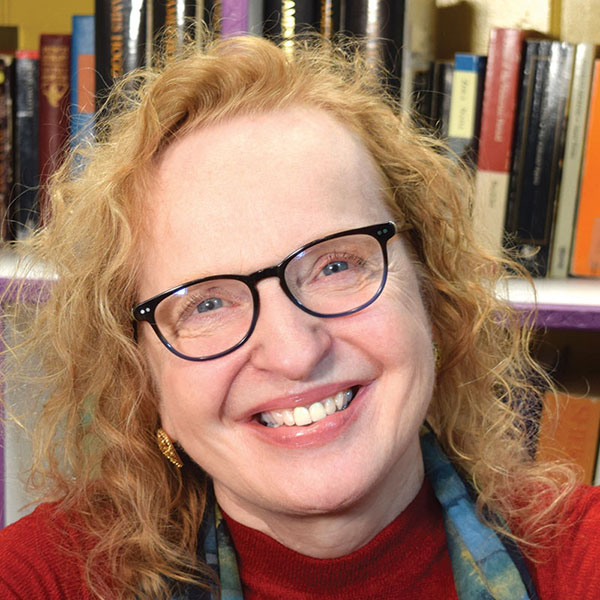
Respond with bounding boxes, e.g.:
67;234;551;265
157;428;183;468
433;343;441;368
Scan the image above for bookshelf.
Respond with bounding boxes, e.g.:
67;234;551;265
0;3;599;530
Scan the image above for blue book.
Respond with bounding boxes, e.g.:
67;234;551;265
70;15;95;148
447;53;487;167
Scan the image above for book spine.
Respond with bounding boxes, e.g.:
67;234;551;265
538;391;600;485
474;28;528;254
400;0;436;114
95;0;147;110
430;59;453;139
342;0;405;89
38;34;71;225
263;0;320;49
319;0;341;39
70;15;95;149
506;40;575;277
549;43;596;278
153;0;196;57
0;55;13;241
571;59;600;277
447;53;487;167
221;0;249;37
10;51;39;240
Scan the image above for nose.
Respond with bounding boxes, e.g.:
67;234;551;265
247;278;333;380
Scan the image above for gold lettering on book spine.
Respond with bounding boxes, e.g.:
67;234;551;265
40;46;69;108
281;1;296;56
111;0;125;77
164;0;178;58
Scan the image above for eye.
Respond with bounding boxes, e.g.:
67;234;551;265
322;260;349;276
196;297;223;313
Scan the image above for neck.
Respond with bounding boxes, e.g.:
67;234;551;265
214;439;424;558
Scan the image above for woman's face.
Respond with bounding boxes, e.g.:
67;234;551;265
138;107;435;525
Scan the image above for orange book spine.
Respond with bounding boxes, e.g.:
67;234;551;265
537;391;600;485
571;58;600;277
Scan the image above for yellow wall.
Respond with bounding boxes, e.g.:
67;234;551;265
0;0;94;50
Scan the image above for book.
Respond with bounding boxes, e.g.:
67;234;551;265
221;0;250;37
320;0;341;39
447;53;487;167
429;59;453;139
0;55;13;240
537;390;600;485
505;40;575;277
571;59;600;278
474;28;534;256
263;0;320;53
95;0;147;110
70;15;95;150
152;0;196;57
400;0;436;115
10;50;39;240
343;0;405;91
38;34;71;225
549;43;597;278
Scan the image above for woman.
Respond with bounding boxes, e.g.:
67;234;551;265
1;35;598;599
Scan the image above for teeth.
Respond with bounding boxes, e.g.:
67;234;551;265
259;387;357;428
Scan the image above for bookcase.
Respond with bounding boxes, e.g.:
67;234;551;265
0;0;599;529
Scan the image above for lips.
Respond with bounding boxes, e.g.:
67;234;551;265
257;386;360;428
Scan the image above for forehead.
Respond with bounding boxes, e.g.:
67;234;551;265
139;107;393;297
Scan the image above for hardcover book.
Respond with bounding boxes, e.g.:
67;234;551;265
549;43;597;278
263;0;320;53
429;59;453;139
343;0;405;92
474;28;534;256
10;50;39;239
153;0;196;59
95;0;147;110
570;58;600;278
38;33;71;225
447;53;487;168
505;40;575;277
221;0;250;37
0;55;13;240
70;15;95;150
319;0;341;39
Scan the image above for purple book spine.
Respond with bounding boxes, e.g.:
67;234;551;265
221;0;249;37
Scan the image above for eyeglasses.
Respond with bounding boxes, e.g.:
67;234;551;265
132;222;398;361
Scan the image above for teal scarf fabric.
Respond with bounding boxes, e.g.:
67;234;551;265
182;430;535;599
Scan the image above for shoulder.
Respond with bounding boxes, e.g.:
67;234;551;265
529;485;600;600
0;502;93;599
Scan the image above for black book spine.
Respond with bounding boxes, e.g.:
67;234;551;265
0;56;13;240
506;40;574;276
153;0;197;59
320;0;341;39
343;0;406;91
10;53;39;240
95;0;147;110
263;0;321;44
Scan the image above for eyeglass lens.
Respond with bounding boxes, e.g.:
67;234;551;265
154;232;386;360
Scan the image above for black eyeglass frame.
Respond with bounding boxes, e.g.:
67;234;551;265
132;221;399;362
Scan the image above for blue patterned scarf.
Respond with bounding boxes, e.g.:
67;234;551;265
178;429;537;599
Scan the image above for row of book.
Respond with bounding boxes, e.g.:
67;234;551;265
0;0;437;242
421;29;600;279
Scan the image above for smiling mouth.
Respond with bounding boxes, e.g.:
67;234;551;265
257;386;360;428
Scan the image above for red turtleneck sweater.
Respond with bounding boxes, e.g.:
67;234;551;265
1;480;599;599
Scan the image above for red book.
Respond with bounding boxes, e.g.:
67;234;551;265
474;28;541;255
38;33;71;224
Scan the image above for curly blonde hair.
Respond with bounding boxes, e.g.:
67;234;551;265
2;34;576;599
